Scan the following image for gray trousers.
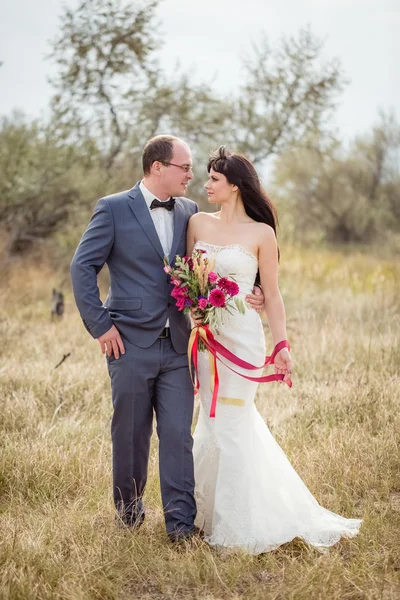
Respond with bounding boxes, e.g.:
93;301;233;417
107;336;196;535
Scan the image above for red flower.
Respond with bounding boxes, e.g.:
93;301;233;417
182;256;193;270
176;296;186;311
209;288;226;308
171;286;188;299
218;277;239;296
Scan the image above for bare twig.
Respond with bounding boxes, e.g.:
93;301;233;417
53;353;71;370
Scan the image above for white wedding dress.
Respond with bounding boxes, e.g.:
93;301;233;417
192;241;361;554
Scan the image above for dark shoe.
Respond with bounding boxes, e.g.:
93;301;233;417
168;527;196;543
168;525;204;544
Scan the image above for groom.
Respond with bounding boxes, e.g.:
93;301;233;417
71;135;264;541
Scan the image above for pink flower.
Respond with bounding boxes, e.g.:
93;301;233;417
171;278;181;286
218;277;239;296
171;285;188;299
209;288;226;308
171;287;181;299
163;265;172;274
208;272;218;283
176;297;185;311
198;297;208;310
227;281;240;296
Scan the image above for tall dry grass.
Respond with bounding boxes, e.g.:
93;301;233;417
1;245;399;599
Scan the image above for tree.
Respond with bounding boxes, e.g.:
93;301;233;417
49;4;345;177
49;0;160;171
231;28;345;165
1;1;352;254
0;113;92;255
273;111;400;244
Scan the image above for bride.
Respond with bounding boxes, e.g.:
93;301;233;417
186;146;361;554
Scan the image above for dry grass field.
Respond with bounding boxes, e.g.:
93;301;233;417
1;245;399;599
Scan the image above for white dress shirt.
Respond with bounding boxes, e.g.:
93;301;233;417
139;181;174;258
139;181;174;328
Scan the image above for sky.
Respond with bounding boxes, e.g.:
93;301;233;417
0;0;399;140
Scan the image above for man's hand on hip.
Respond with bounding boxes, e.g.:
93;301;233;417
97;325;125;359
245;285;264;313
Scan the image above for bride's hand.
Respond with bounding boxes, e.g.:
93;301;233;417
274;347;292;383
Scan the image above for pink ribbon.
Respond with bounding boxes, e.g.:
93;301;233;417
188;325;292;418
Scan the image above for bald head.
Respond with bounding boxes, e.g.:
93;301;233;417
141;135;193;199
142;135;189;175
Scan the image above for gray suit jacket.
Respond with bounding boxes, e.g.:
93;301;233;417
71;182;199;354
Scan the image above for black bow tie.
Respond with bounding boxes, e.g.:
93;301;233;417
150;197;175;211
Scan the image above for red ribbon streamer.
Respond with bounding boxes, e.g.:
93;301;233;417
189;325;292;418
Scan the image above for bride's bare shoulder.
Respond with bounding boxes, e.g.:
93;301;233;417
252;222;277;249
254;222;275;237
189;211;219;221
188;211;219;229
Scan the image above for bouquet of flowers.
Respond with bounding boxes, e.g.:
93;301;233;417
163;248;245;333
164;249;291;417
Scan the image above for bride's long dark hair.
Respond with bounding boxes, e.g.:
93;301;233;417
207;146;279;283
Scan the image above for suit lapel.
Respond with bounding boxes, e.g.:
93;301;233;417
169;198;186;261
127;185;165;261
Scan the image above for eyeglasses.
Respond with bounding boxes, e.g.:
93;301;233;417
162;161;193;173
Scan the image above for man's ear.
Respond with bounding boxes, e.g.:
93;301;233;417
152;161;162;176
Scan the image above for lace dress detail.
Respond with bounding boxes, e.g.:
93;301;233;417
192;241;362;554
195;240;258;263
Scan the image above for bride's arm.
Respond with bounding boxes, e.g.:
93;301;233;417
258;225;292;379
